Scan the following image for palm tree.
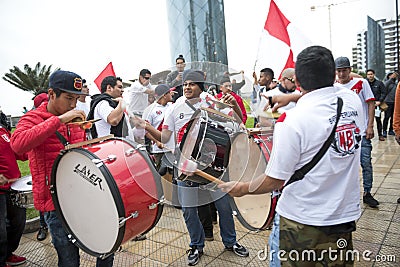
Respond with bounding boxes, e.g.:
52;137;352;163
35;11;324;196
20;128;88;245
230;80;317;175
2;62;59;95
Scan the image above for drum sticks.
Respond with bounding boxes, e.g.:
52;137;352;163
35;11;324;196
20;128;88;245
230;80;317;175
180;158;224;185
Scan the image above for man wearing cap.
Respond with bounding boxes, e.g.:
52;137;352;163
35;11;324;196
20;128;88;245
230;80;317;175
87;76;127;139
10;70;114;266
161;70;248;266
123;69;154;117
334;56;379;208
142;84;175;169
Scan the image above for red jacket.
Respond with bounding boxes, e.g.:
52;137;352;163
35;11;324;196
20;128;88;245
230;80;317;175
216;91;248;123
10;102;85;211
0;126;27;193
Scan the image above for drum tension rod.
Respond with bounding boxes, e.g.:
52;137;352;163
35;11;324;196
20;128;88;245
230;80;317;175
92;155;117;165
119;211;139;227
148;196;165;209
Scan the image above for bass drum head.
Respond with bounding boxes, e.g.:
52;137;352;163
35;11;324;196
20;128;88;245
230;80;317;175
228;132;272;231
52;149;123;256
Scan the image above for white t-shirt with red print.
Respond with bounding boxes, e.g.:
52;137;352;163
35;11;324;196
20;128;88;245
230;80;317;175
267;85;365;226
335;78;375;136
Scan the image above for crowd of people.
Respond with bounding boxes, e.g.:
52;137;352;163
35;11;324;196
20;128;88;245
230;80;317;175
1;48;399;267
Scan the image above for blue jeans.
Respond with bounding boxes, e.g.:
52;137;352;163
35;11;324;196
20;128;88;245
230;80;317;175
360;136;373;192
0;194;26;266
177;180;236;249
44;211;114;267
268;213;280;267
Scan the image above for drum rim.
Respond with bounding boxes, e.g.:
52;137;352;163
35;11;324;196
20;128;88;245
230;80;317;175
227;132;275;231
51;145;126;258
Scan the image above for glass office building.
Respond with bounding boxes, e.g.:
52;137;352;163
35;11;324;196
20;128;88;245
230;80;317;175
366;16;385;80
166;0;228;79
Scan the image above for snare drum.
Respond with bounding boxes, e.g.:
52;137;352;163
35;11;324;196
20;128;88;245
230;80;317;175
227;129;278;231
10;175;33;208
51;137;164;258
178;108;240;184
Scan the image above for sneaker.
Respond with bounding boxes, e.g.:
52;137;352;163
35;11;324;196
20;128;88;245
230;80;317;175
36;226;48;241
379;136;385;141
363;192;379;208
225;242;249;257
389;130;395;136
186;246;203;266
383;131;387;137
6;254;26;266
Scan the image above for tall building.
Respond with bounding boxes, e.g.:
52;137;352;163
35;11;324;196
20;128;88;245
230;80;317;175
165;0;228;80
381;16;399;74
352;15;399;80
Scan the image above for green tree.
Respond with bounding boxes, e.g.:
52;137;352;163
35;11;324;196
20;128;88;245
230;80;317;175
2;62;59;95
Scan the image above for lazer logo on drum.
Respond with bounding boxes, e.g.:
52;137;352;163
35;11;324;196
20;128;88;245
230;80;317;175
73;164;103;190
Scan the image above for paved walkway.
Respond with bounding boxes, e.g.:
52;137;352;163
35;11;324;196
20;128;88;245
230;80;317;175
15;136;400;266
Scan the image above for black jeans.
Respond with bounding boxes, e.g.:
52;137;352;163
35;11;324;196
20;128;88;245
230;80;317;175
383;102;395;133
375;115;383;136
0;193;26;266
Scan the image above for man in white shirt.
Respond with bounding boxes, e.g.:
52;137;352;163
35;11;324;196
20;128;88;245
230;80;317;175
87;76;127;138
334;56;379;208
75;79;90;116
123;69;154;117
220;46;364;266
142;84;175;169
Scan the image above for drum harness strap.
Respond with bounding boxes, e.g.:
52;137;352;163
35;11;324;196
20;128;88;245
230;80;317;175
284;97;343;189
55;131;69;146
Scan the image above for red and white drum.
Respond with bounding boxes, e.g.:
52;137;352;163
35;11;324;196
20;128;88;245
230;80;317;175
227;128;278;231
51;138;163;258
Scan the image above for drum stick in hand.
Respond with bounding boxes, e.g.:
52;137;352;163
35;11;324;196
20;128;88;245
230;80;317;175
179;159;224;185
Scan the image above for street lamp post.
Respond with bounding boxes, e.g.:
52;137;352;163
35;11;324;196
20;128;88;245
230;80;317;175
311;0;359;51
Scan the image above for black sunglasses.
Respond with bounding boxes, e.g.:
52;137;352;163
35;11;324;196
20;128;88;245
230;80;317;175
143;76;150;80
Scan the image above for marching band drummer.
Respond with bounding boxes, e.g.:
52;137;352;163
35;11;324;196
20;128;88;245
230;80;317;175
158;70;249;266
0;115;28;267
10;70;115;267
219;46;364;266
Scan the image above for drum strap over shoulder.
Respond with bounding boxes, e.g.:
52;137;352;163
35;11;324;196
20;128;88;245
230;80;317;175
285;97;343;188
55;131;69;146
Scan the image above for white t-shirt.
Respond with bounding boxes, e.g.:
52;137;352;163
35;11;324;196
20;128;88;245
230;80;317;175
123;80;154;115
335;78;375;135
142;102;172;153
93;100;114;137
163;93;216;146
75;100;90;117
268;86;364;226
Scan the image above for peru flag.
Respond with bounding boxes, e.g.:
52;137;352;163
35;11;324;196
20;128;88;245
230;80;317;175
255;0;313;78
94;62;116;91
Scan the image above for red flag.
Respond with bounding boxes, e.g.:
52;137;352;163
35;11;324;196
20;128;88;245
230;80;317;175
255;0;312;78
94;62;116;91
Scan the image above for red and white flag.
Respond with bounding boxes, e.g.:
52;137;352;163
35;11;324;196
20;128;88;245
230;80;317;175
255;0;313;78
94;62;116;91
